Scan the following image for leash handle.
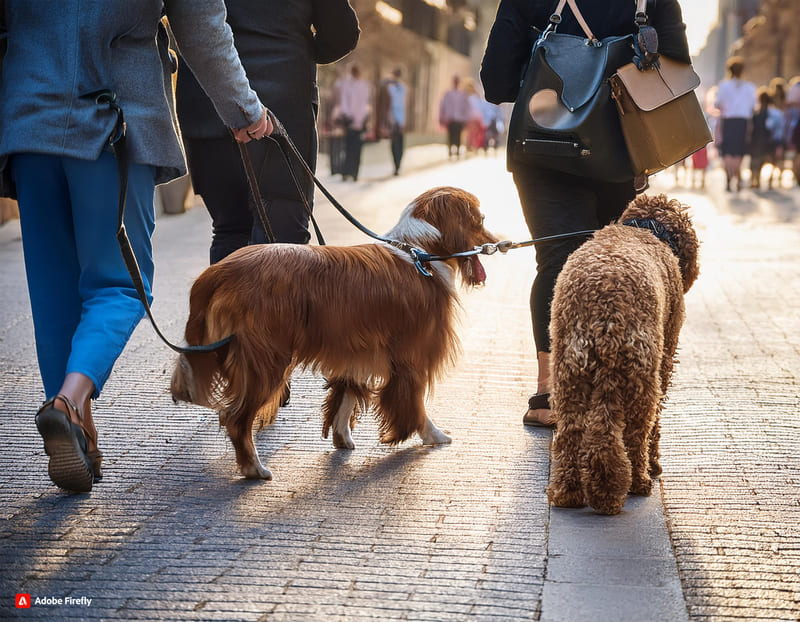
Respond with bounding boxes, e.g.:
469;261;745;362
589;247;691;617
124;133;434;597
94;90;232;354
266;112;391;245
264;112;599;274
236;112;326;246
237;140;276;244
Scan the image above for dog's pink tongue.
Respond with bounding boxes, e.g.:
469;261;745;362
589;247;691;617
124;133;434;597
471;255;486;284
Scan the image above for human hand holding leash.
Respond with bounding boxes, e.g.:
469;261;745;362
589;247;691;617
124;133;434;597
233;106;273;143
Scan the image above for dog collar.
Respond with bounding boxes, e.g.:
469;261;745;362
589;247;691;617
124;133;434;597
622;218;679;257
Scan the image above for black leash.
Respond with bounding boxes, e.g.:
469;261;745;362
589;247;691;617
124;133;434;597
388;230;598;277
96;90;232;354
258;113;438;274
237;140;276;244
99;90;598;352
261;112;598;275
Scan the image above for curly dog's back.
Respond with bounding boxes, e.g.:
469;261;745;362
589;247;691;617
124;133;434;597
547;194;699;515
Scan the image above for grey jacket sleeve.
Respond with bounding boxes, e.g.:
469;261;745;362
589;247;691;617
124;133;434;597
165;0;262;129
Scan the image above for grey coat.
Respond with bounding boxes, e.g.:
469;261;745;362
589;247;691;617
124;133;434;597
0;0;264;196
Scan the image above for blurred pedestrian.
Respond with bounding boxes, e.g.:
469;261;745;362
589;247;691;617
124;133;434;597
786;76;800;185
748;87;781;190
769;77;788;181
715;57;757;192
378;67;408;176
439;75;470;159
481;100;504;154
338;64;370;181
0;0;271;493
175;1;359;263
328;69;349;176
792;111;800;183
481;0;691;427
690;147;709;189
464;80;487;152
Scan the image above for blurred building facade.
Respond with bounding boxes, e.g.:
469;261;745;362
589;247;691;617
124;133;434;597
730;0;800;85
693;0;800;89
319;0;496;141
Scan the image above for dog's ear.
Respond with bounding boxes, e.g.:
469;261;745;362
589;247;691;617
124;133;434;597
411;186;484;253
673;209;700;293
622;194;700;293
652;197;700;293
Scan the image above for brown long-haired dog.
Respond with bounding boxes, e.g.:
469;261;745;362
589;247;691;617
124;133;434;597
546;194;699;515
170;187;497;480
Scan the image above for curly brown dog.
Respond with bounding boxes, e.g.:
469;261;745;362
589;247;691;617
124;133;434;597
546;194;699;515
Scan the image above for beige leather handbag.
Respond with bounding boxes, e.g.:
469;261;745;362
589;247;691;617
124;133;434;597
609;4;712;178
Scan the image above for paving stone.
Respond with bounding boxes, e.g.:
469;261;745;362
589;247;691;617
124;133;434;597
2;153;799;620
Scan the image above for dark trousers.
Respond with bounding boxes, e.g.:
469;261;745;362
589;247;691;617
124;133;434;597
329;134;345;175
447;121;464;156
390;125;404;173
512;167;635;352
343;128;364;180
183;135;312;264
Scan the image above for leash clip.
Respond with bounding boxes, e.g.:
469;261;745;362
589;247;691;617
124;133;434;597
409;247;433;277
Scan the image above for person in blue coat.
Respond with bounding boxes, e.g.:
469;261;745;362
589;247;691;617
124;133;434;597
0;0;272;493
175;0;360;263
481;0;690;428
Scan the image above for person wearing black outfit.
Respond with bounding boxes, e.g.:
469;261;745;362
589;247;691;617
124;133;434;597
176;1;359;264
480;0;690;427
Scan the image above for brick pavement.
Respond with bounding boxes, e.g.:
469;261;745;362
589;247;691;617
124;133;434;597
653;170;800;622
1;149;799;621
0;154;553;621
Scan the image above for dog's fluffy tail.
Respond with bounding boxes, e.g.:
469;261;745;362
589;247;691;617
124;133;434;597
169;270;235;413
553;329;652;515
170;269;291;430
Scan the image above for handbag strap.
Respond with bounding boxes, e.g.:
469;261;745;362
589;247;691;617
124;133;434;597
548;0;650;42
636;0;650;26
549;0;596;41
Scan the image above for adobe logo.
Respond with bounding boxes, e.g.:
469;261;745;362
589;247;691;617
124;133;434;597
15;593;31;608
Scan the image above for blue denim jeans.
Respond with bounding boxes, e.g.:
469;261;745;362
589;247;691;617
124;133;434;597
12;152;156;398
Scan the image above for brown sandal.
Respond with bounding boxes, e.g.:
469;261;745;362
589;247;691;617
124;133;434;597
35;395;102;492
523;393;555;428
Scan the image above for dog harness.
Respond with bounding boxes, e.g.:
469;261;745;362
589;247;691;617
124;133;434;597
622;218;680;257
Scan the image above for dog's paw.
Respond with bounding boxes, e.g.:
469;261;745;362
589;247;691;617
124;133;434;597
648;459;662;479
420;417;452;446
546;484;586;508
240;462;273;480
591;500;625;515
630;476;653;496
422;429;452;446
333;429;355;450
